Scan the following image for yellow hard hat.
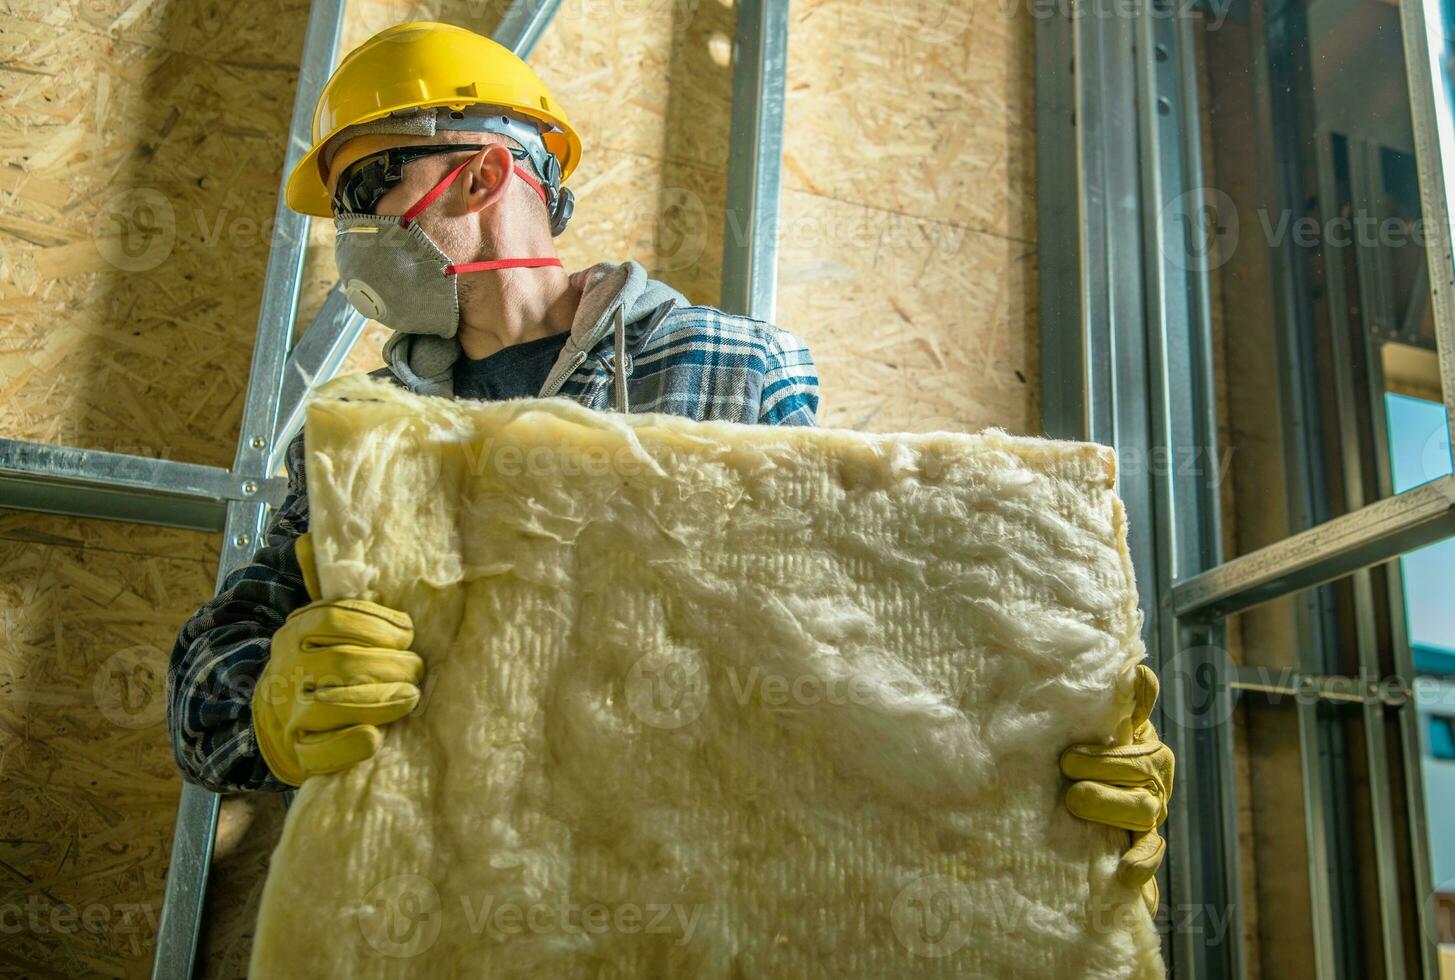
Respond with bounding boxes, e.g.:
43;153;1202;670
285;21;582;217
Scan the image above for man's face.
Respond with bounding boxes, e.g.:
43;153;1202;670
326;134;515;309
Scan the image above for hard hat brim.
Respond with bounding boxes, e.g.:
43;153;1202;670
285;107;581;218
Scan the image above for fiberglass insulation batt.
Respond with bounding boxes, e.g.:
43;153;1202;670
250;374;1166;979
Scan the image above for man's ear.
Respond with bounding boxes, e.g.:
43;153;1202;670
461;144;516;214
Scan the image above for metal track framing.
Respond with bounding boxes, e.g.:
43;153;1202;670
269;285;367;472
1400;0;1455;464
1319;131;1420;979
0;441;287;532
720;0;789;321
148;2;347;976
493;0;564;59
1038;0;1244;975
1136;4;1245;977
1172;473;1455;620
1037;0;1455;973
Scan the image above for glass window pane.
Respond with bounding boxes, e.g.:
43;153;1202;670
1383;385;1455;928
1387;392;1454;494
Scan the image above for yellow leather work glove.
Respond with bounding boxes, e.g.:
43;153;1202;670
251;532;424;786
1060;663;1174;914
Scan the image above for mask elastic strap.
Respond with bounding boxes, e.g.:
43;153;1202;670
446;257;563;275
401;154;551;227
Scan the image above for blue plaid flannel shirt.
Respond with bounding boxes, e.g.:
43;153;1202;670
167;304;818;793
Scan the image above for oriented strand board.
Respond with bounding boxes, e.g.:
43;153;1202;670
782;0;1036;242
776;186;1037;434
0;516;211;980
0;510;292;980
2;0;311;61
250;376;1161;978
0;11;307;467
0;508;219;563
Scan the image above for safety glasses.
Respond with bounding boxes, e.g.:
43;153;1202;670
331;143;533;216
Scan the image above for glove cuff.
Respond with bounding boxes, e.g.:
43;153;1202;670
250;694;305;787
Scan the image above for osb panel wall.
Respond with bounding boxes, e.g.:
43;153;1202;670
0;0;1038;975
0;512;211;979
0;1;313;468
779;2;1037;433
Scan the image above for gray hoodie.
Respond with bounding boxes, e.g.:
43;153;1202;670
378;259;688;399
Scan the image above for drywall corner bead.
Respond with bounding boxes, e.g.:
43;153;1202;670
253;373;1166;979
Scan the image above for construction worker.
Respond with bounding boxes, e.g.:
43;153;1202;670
167;21;1170;916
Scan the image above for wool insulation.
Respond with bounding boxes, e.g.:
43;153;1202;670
249;373;1166;979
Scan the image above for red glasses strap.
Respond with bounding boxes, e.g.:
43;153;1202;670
402;156;550;227
400;159;472;226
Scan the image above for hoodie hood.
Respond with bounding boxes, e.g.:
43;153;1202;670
380;259;688;398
